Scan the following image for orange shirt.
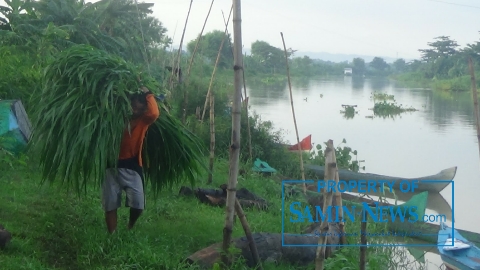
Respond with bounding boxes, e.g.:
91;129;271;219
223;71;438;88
118;94;160;167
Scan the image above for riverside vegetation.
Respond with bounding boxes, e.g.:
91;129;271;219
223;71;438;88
0;0;429;269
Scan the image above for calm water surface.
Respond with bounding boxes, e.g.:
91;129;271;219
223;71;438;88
246;76;480;269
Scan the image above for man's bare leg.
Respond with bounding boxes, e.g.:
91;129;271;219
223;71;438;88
105;209;117;234
128;208;143;230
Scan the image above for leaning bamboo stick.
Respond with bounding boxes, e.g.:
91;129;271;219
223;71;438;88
243;71;253;161
182;0;215;124
315;146;336;270
468;57;480;165
234;199;263;269
164;23;178;90
208;93;215;184
221;9;253;160
170;0;193;89
328;140;347;245
221;0;244;267
186;0;215;79
201;6;233;123
280;32;306;194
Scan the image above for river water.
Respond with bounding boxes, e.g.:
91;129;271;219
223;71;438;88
246;75;480;269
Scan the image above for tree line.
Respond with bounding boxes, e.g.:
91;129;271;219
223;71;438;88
2;0;478;110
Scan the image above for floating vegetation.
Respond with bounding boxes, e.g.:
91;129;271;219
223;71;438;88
371;92;395;101
372;100;417;119
340;105;357;119
258;75;286;85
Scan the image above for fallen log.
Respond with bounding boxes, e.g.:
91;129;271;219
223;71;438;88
179;185;269;210
185;229;341;269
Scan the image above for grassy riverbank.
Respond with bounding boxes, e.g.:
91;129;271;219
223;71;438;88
390;72;479;92
0;153;425;269
0;157;293;269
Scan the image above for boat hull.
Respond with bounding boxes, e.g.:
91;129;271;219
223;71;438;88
437;223;480;270
388;220;480;247
305;164;456;193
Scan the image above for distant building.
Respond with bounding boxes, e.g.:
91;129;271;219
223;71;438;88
344;68;352;76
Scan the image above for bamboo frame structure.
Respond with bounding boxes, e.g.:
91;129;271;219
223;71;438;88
221;1;262;269
234;199;262;269
182;0;215;123
315;144;336;270
242;70;253;161
133;0;151;75
208;93;215;184
221;10;253;160
170;0;193;90
201;6;233;123
280;32;306;194
328;141;347;244
185;0;215;79
468;57;480;165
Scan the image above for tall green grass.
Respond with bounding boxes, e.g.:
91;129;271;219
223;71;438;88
29;44;205;195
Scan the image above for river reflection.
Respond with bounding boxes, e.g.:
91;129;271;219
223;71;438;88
246;76;480;269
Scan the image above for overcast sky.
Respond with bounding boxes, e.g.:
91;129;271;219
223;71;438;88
2;0;479;60
149;0;479;60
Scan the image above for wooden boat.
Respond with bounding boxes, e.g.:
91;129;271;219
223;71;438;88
289;184;478;248
286;184;428;222
284;134;312;152
304;164;456;193
388;220;480;247
437;222;480;269
357;186;453;222
284;180;453;221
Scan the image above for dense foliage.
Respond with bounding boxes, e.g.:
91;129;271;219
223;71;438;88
0;1;450;269
30;44;205;195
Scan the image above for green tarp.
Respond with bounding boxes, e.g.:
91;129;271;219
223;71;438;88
0;100;32;154
252;158;277;173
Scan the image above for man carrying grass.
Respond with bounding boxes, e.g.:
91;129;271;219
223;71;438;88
102;86;160;234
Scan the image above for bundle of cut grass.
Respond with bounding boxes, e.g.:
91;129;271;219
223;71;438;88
30;44;206;195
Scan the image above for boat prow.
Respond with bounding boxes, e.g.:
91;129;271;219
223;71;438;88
304;165;457;193
438;222;480;270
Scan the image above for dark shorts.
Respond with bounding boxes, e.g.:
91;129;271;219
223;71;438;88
101;168;145;212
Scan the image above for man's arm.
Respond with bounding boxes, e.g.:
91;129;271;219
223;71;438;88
140;87;160;125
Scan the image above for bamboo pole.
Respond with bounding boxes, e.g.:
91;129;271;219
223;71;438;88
243;73;253;161
221;11;253;160
164;23;178;90
208;93;215;184
328;141;347;245
280;32;306;194
186;0;215;79
221;0;244;267
360;217;367;270
315;145;336;270
468;57;480;164
182;0;215;124
242;50;253;161
234;199;263;269
201;6;233;123
170;0;193;90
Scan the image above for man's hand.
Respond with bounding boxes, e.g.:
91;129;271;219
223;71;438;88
140;86;150;93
